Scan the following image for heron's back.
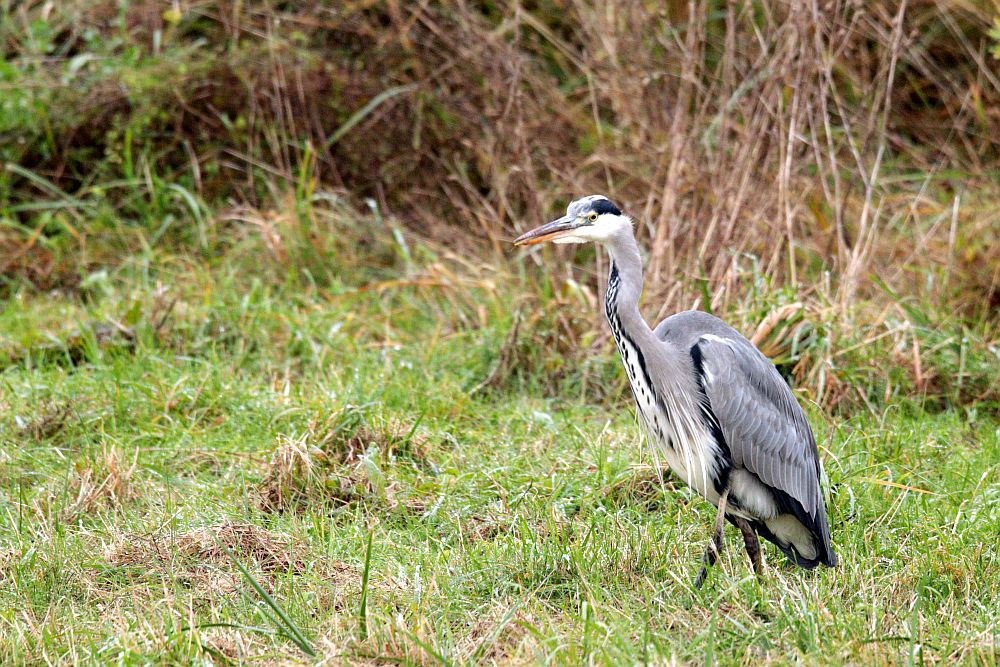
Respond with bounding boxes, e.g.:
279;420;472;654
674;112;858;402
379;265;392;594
651;310;837;568
652;309;747;348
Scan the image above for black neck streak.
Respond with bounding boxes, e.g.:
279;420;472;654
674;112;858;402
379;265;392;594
606;261;671;447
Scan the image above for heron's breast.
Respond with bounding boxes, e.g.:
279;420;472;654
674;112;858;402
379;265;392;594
609;325;722;503
640;414;722;504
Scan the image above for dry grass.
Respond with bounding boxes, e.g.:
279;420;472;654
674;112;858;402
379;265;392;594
0;547;16;586
4;1;999;321
60;448;138;521
14;400;74;442
256;433;332;513
21;447;140;526
452;599;551;664
104;522;310;595
257;413;430;514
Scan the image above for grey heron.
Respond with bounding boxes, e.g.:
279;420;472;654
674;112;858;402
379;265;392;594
513;195;837;586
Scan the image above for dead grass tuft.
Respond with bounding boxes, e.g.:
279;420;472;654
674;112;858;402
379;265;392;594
25;447;140;525
256;411;429;514
199;627;256;664
455;599;548;664
61;448;138;521
104;522;307;595
15;400;74;442
256;433;334;514
0;548;17;585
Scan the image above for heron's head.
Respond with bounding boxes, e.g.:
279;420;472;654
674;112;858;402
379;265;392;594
513;195;631;247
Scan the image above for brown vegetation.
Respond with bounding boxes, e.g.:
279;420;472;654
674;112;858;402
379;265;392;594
104;522;310;594
4;1;999;312
27;447;139;525
257;412;429;513
3;1;998;412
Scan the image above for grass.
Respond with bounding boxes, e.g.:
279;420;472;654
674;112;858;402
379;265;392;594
0;206;997;665
1;1;999;663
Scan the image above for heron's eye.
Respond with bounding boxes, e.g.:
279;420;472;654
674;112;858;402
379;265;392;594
587;212;598;223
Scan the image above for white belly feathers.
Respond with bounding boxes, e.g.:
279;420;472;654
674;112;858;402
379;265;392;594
614;333;723;506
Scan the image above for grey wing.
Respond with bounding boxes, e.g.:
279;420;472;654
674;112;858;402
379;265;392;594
690;334;825;520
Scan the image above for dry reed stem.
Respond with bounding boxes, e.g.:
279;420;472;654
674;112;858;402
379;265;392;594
5;1;999;325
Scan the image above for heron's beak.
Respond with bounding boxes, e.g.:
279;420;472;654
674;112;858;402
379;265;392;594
512;215;581;246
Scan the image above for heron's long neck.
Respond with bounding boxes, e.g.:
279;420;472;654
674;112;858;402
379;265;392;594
604;233;651;339
603;232;712;492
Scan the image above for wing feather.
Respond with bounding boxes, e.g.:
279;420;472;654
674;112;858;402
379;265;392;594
654;311;835;566
692;335;823;518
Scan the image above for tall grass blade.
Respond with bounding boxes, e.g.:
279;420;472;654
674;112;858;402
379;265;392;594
166;183;209;250
324;84;417;150
217;541;316;657
359;527;375;641
4;163;88;206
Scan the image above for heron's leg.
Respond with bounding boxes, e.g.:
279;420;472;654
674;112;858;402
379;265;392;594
733;517;762;577
694;488;729;589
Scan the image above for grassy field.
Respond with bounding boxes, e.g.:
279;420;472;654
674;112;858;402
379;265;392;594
2;1;999;665
1;203;997;665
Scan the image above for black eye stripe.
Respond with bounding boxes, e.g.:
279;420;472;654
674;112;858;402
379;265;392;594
590;199;622;216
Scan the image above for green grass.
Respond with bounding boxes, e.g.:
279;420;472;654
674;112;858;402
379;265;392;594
2;2;999;663
1;216;997;665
